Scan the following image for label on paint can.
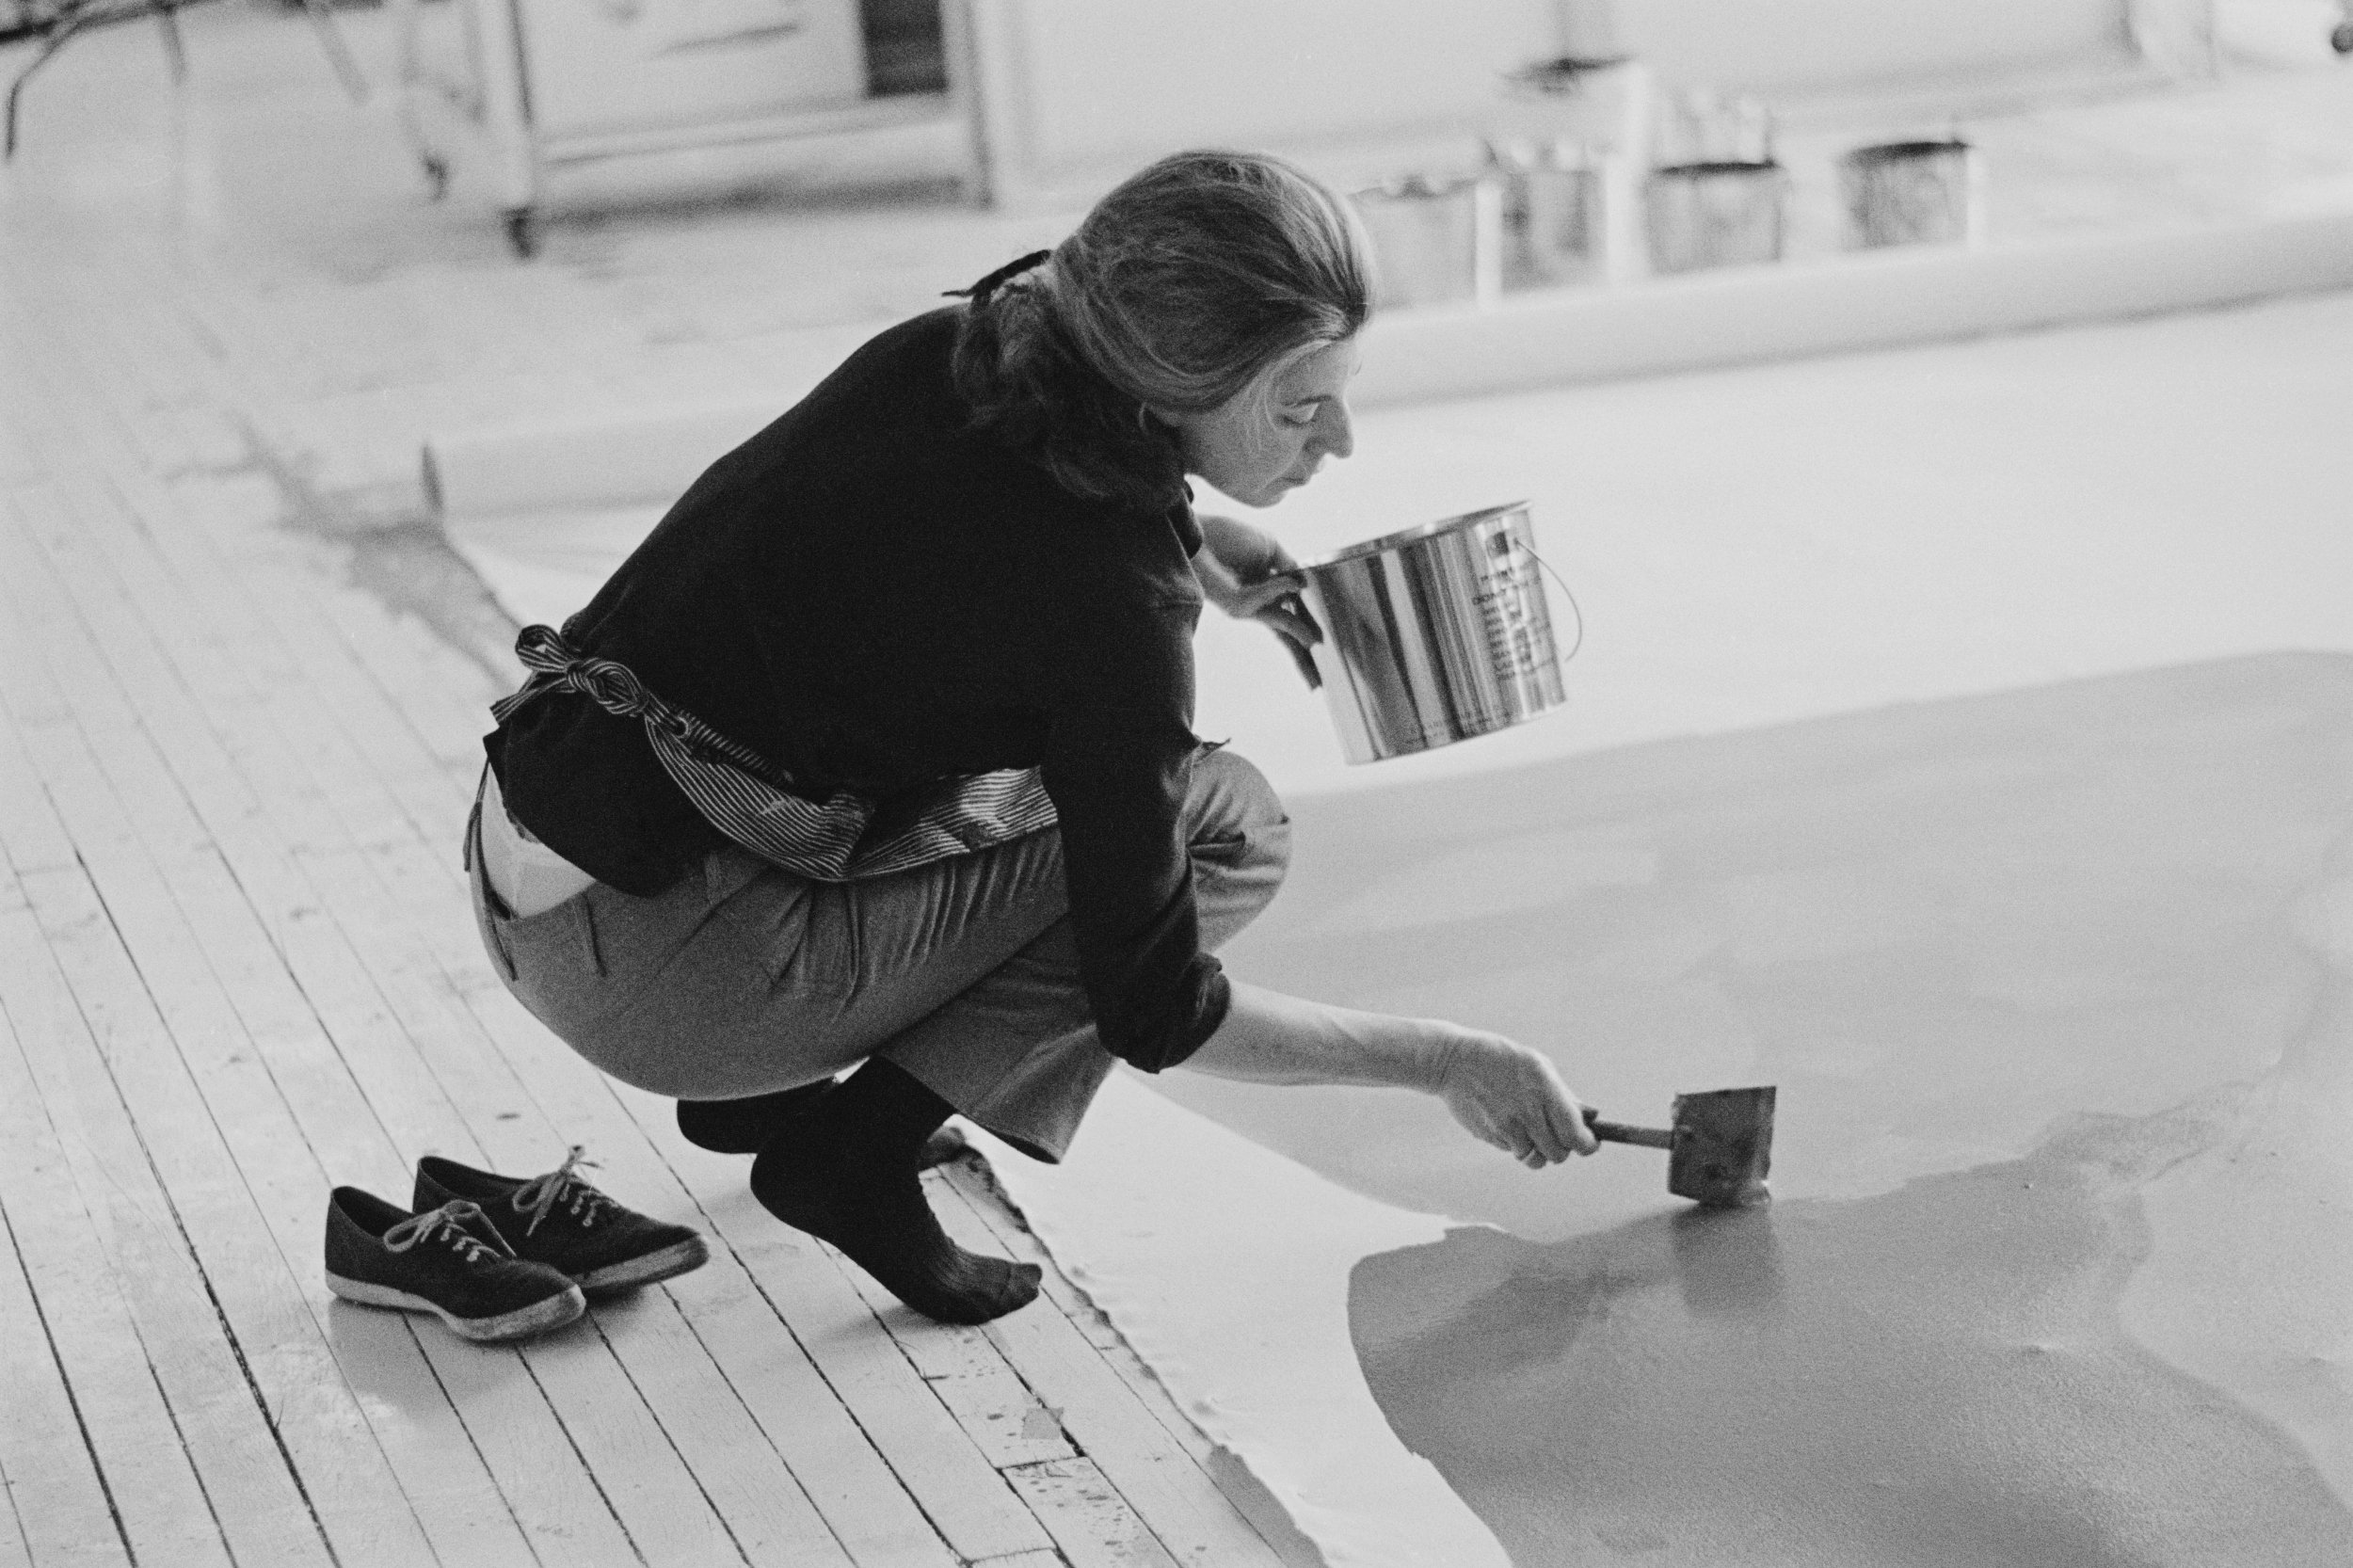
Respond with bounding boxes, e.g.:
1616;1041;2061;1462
1472;529;1554;683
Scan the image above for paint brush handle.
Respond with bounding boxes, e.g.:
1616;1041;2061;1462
1583;1110;1674;1149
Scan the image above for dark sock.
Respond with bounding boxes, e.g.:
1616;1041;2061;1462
749;1060;1039;1324
677;1080;838;1155
679;1080;968;1166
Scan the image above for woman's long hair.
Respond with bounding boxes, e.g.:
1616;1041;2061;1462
952;150;1371;511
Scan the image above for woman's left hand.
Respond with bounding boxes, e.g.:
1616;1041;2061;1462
1193;513;1321;652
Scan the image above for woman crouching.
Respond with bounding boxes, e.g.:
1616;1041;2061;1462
470;150;1597;1326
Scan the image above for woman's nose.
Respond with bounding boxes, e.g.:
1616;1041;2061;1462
1315;398;1355;461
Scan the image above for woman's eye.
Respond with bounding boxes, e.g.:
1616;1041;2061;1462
1280;409;1318;429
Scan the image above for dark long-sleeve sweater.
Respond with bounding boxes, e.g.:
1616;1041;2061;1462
485;306;1230;1072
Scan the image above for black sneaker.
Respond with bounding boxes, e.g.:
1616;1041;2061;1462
413;1146;710;1296
324;1188;586;1342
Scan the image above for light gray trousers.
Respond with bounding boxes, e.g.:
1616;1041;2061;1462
468;746;1289;1161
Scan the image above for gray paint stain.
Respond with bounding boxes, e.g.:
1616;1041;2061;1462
1352;1107;2353;1565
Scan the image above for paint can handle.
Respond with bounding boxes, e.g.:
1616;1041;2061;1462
1272;593;1323;690
1518;541;1586;664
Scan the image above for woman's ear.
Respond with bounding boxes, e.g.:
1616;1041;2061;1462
1147;407;1206;468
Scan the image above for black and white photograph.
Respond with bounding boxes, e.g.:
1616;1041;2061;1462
2;1;2349;1563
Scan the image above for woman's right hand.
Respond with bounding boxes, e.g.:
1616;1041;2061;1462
1429;1029;1600;1169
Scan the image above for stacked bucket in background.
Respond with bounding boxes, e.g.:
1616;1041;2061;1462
1838;137;1982;248
1352;174;1504;310
1353;54;1648;310
1493;138;1603;291
1351;58;1987;308
1644;88;1786;275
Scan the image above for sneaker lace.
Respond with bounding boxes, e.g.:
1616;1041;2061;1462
385;1200;500;1264
512;1145;612;1237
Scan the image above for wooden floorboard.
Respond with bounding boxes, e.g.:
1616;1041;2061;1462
0;942;227;1568
0;1018;136;1568
933;1181;1287;1568
648;1137;1057;1566
0;1486;40;1568
1003;1459;1185;1568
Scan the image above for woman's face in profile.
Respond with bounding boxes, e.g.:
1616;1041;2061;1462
1162;336;1360;508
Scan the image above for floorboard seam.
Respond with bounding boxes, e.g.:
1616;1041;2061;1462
0;1198;137;1566
580;1312;761;1568
719;1260;976;1550
512;1352;652;1566
397;1314;550;1568
593;1084;973;1566
139;1349;231;1564
0;1488;29;1568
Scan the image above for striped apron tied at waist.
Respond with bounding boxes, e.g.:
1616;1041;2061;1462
492;624;1058;883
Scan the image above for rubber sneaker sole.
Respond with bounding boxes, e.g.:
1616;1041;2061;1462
327;1271;587;1342
575;1234;711;1295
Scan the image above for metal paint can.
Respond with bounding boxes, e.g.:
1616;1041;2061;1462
1351;174;1503;310
1643;160;1789;274
1497;145;1602;290
1296;502;1568;764
1839;138;1981;249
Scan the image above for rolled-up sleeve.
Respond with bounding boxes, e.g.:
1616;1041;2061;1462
1039;596;1230;1072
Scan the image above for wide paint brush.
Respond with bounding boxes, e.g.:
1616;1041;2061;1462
1583;1086;1777;1207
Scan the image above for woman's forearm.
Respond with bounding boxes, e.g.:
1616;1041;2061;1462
1180;980;1449;1090
1178;980;1600;1166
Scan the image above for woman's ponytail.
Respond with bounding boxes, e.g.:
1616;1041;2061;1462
951;256;1175;508
952;150;1370;512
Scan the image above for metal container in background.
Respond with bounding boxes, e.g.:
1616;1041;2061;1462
1494;141;1602;290
1498;56;1657;284
1840;137;1981;249
1644;159;1789;274
1351;174;1502;310
1296;502;1569;763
